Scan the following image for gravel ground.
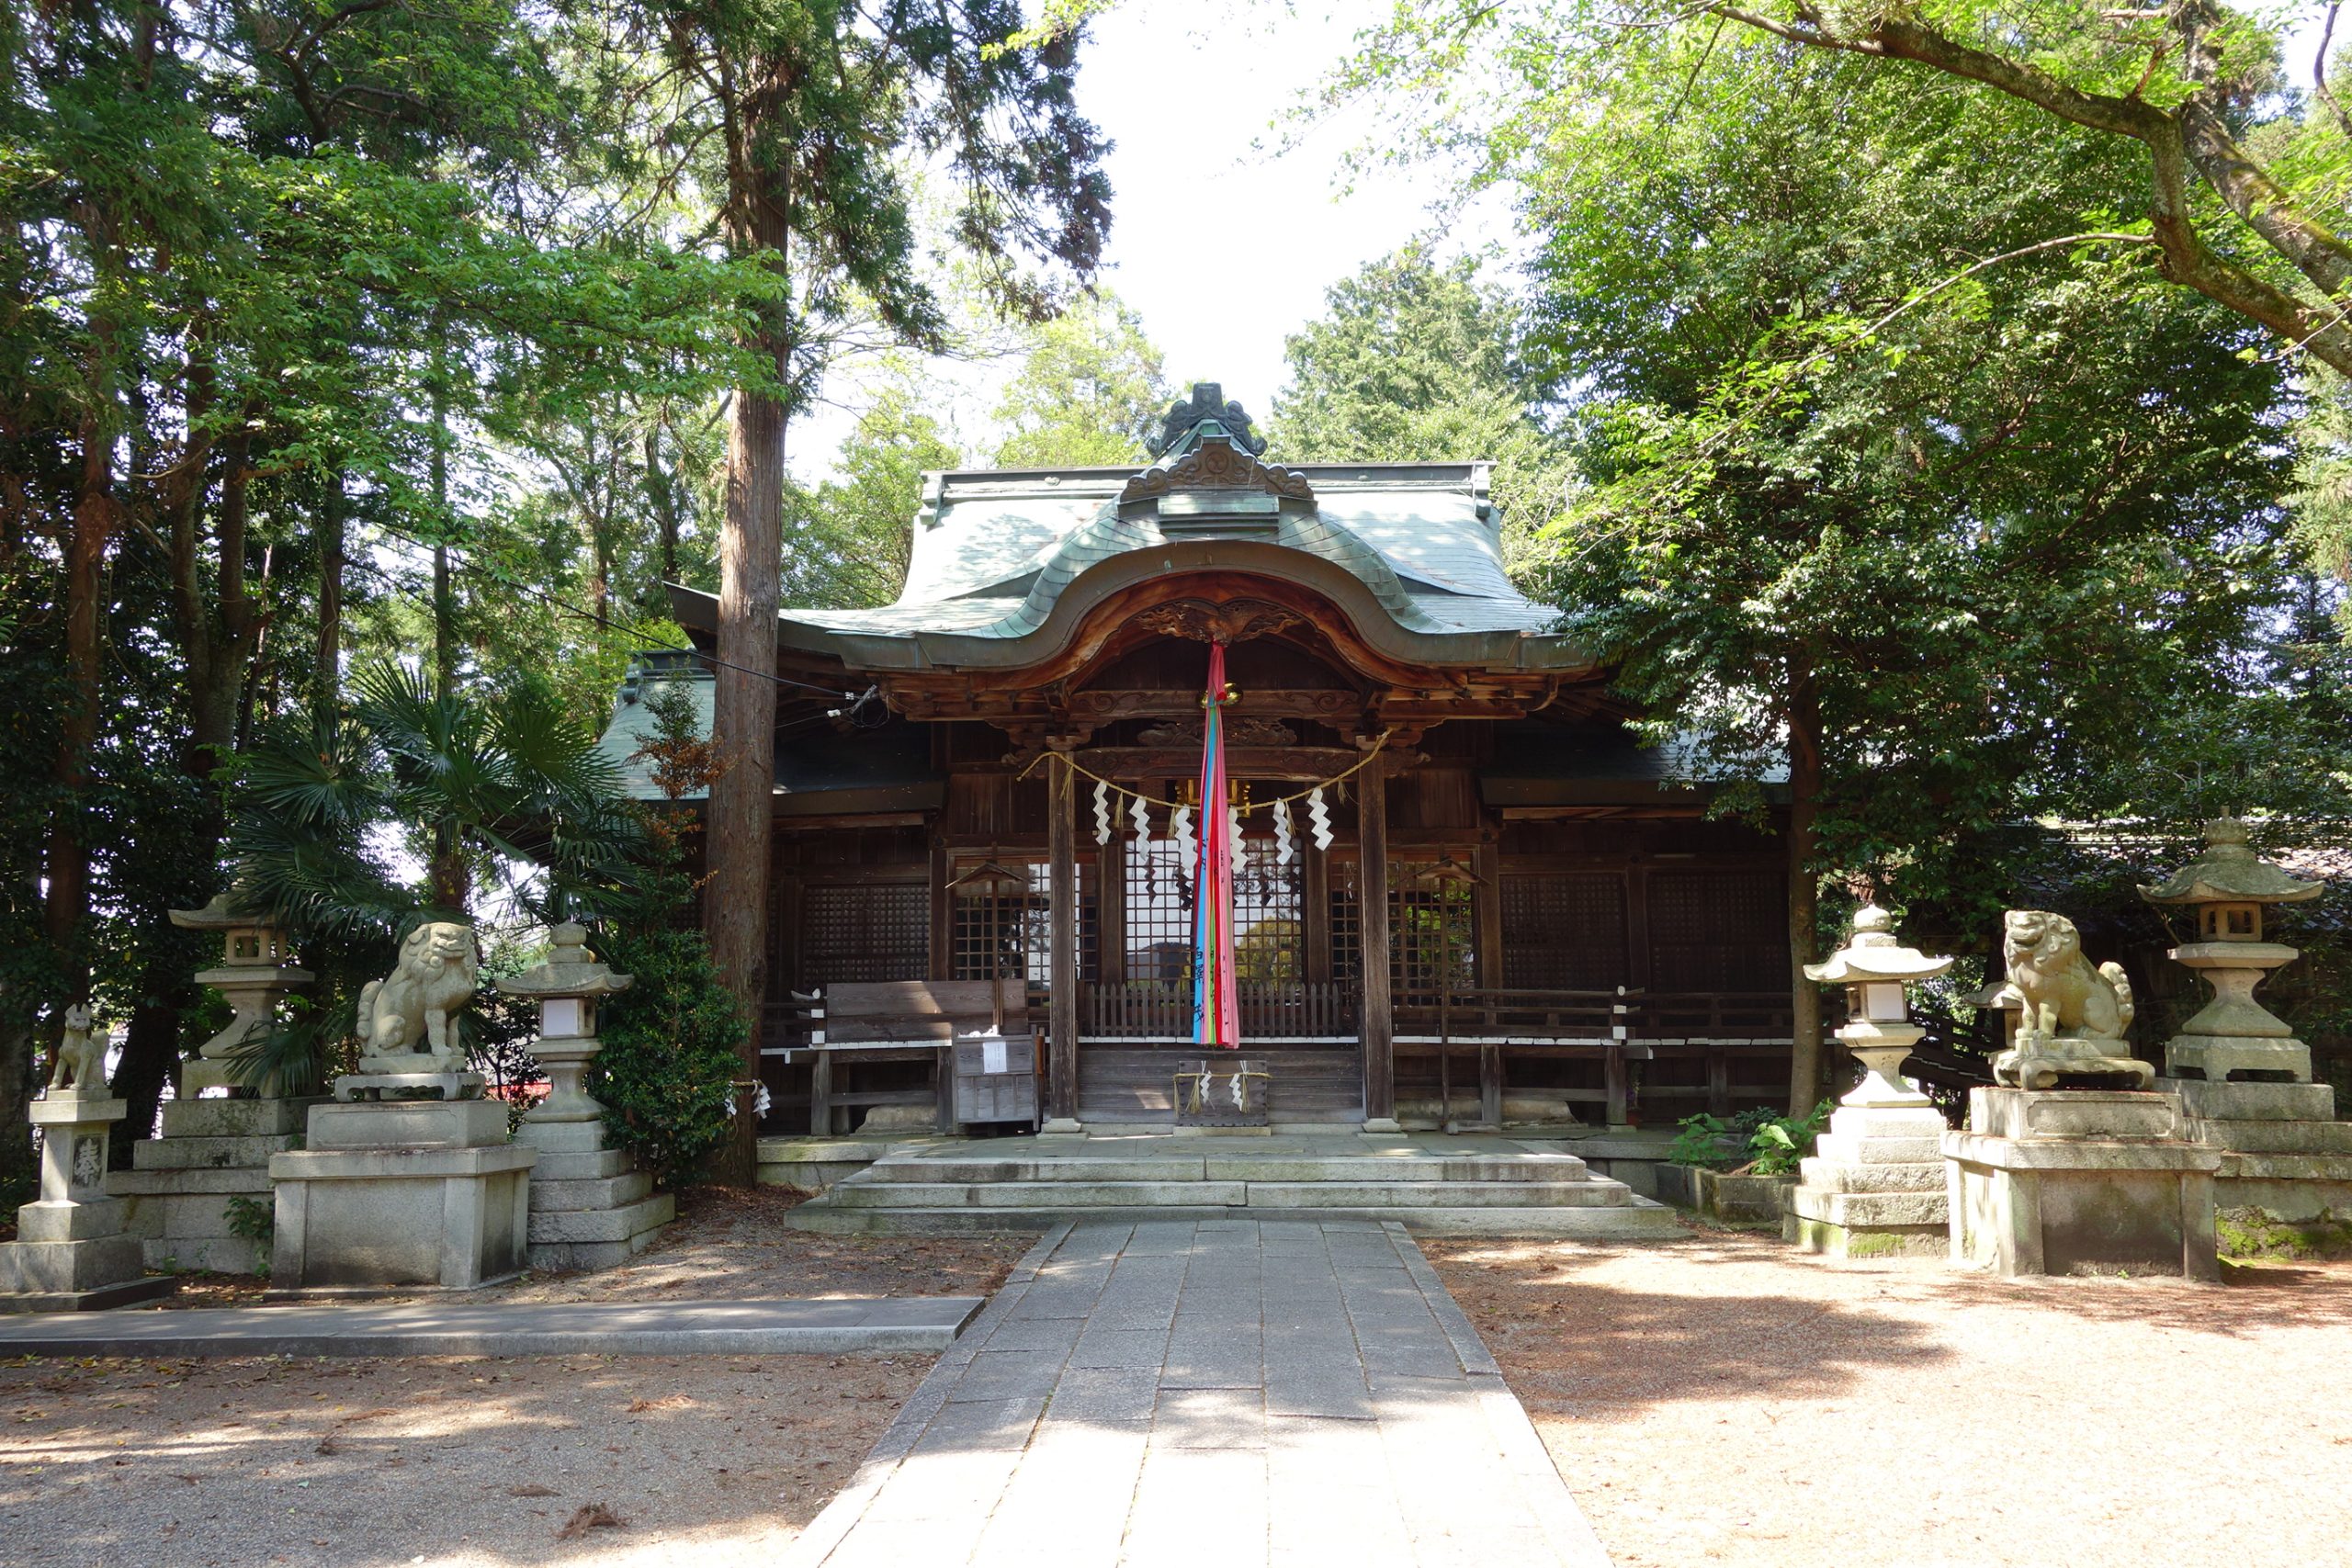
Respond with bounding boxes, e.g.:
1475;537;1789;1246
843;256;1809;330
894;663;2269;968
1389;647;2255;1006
160;1186;1035;1310
1426;1225;2352;1568
1;1193;1036;1566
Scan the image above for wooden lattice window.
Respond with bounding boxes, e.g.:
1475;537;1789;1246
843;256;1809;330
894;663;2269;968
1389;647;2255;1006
1500;874;1628;990
1127;831;1304;984
951;858;1097;985
1326;860;1477;1004
1391;861;1476;1008
797;883;928;988
1329;860;1362;985
1648;870;1785;991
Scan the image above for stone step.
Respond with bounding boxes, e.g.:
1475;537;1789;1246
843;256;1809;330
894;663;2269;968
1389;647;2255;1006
525;1192;674;1246
119;1191;263;1241
863;1153;1595;1185
786;1200;1679;1239
822;1176;1635;1211
1238;1179;1634;1209
2189;1119;2352;1155
108;1167;273;1198
2166;1079;2337;1122
526;1148;631;1182
1785;1186;1949;1228
2216;1152;2352;1182
141;1235;266;1274
130;1134;300;1172
1795;1157;1945;1193
159;1097;322;1140
528;1170;655;1213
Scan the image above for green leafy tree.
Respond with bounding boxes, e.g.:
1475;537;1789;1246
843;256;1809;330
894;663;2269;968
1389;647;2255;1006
1488;41;2304;1107
992;290;1170;467
1346;0;2352;378
1269;247;1572;560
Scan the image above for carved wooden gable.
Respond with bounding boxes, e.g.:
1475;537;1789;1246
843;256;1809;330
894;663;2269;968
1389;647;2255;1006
1117;434;1316;509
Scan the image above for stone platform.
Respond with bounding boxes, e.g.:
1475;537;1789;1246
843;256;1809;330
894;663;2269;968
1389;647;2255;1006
784;1132;1679;1238
108;1095;322;1273
1944;1088;2220;1280
2167;1077;2352;1222
270;1086;535;1293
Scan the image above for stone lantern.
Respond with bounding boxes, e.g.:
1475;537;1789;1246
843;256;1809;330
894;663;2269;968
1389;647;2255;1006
169;894;313;1097
498;922;633;1128
1804;905;1953;1108
2140;818;2323;1083
493;922;673;1271
1782;905;1956;1257
1;1006;176;1309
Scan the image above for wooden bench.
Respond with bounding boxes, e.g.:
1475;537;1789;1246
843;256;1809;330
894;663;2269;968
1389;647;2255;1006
770;981;1043;1135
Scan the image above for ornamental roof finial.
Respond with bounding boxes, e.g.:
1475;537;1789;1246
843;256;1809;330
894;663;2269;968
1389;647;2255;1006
1148;382;1267;459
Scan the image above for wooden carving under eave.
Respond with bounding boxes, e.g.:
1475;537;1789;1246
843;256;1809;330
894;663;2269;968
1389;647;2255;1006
1133;599;1304;647
1118;436;1316;505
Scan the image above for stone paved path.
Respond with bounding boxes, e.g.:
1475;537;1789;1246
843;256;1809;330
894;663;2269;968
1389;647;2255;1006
785;1218;1612;1568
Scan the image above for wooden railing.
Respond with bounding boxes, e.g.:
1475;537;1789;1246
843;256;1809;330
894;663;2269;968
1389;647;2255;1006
1083;980;1356;1039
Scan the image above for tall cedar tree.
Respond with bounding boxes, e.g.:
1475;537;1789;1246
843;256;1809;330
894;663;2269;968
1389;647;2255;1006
639;0;1111;1179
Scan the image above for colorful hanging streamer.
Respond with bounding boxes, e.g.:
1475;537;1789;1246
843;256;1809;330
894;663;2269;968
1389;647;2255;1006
1192;644;1241;1050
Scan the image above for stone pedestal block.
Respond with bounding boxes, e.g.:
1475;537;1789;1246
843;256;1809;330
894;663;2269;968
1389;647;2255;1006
269;1095;534;1294
1944;1088;2220;1280
2164;1077;2352;1223
107;1095;323;1273
1786;1101;1951;1259
514;1114;672;1273
2;1094;176;1312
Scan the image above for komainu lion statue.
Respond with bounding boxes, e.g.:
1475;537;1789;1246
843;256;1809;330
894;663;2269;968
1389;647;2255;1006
356;921;479;1069
1995;909;2154;1089
47;1003;107;1094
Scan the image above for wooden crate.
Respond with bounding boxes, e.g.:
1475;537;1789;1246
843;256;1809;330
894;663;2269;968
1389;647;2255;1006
953;1036;1040;1125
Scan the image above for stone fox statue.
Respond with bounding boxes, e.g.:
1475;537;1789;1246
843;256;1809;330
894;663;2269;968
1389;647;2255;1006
2003;909;2134;1041
358;921;479;1060
48;1003;107;1093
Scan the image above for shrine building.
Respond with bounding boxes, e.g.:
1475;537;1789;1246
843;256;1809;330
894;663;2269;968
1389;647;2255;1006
604;385;1796;1137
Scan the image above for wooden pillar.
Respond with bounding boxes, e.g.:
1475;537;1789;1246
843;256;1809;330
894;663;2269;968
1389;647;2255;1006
1046;744;1080;1128
1473;842;1505;1129
1358;751;1396;1128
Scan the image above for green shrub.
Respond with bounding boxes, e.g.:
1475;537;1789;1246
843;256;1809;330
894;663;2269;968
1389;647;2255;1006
224;1193;275;1280
594;846;745;1189
1668;1112;1741;1169
1743;1100;1834;1176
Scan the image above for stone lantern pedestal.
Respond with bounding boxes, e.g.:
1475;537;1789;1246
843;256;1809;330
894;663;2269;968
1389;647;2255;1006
1784;908;1954;1258
107;897;324;1273
497;923;673;1271
2142;820;2352;1221
2;1088;177;1312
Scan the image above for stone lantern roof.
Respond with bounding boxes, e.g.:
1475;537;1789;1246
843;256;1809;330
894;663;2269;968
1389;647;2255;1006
1804;905;1953;985
2139;818;2325;907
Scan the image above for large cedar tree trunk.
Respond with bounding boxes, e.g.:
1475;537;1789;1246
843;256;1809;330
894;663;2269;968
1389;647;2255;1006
1784;657;1826;1115
705;96;791;1184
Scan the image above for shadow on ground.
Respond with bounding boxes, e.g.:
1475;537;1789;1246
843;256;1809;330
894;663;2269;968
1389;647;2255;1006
0;1348;921;1567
